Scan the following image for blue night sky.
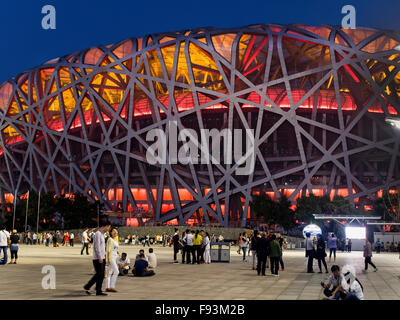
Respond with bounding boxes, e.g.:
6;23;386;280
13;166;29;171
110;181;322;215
1;0;399;83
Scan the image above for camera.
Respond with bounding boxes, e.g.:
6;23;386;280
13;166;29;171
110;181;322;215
320;282;325;287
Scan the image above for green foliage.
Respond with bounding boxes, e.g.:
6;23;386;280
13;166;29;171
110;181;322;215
331;195;357;215
295;194;358;224
250;193;278;225
250;193;296;231
373;191;400;222
10;191;107;231
295;194;323;224
276;195;297;230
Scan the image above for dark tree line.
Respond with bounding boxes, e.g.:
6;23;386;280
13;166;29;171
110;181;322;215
1;191;107;231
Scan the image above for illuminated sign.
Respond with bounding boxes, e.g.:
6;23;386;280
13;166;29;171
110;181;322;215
345;227;366;239
302;224;322;239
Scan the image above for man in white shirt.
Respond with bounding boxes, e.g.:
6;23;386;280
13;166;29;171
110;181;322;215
335;268;364;300
117;252;131;275
0;227;10;265
147;248;157;268
69;233;74;247
183;230;194;264
84;225;110;296
342;278;364;300
81;229;90;255
32;233;38;245
305;232;315;273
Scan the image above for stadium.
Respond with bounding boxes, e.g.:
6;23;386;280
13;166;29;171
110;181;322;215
0;24;400;227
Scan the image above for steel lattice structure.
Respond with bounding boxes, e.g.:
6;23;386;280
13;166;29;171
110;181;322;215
1;24;400;227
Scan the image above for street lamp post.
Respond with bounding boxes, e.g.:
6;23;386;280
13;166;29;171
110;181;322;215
36;191;41;233
12;191;17;230
68;157;73;197
24;191;29;233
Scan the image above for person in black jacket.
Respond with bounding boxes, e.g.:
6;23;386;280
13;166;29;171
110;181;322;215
316;234;328;273
256;232;270;276
172;229;180;264
250;230;258;270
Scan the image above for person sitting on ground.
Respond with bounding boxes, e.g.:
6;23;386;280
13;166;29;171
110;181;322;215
147;248;157;269
321;265;346;299
135;249;148;262
132;254;155;277
117;252;131;276
337;265;364;300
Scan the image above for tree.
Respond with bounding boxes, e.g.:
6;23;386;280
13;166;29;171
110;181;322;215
250;193;279;226
276;195;297;230
295;194;323;224
331;195;357;215
11;191;107;231
57;192;106;229
373;191;400;222
250;193;296;231
295;194;358;224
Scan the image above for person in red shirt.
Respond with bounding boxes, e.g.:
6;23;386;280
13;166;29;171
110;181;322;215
64;233;69;246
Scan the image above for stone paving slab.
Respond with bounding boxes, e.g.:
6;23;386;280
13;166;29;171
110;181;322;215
0;244;399;300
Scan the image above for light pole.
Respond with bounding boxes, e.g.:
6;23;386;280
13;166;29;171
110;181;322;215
68;156;73;197
12;191;17;230
36;190;41;233
24;190;29;233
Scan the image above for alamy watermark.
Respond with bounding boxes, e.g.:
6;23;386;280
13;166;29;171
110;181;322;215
41;265;56;289
41;5;56;30
341;5;356;29
146;121;255;175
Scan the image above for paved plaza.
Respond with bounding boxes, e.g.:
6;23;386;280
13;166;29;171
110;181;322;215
1;244;400;300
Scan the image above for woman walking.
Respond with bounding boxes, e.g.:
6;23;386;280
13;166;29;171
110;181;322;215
364;239;377;272
9;230;19;264
327;233;337;262
204;232;211;264
241;232;248;262
105;228;119;293
316;234;328;273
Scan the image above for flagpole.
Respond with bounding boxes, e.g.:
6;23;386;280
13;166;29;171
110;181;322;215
12;191;17;230
36;191;41;233
24;190;29;233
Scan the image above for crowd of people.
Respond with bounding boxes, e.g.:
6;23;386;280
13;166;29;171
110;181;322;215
233;230;286;276
1;224;400;299
8;231;77;247
83;225;159;296
170;229;212;264
305;232;379;274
